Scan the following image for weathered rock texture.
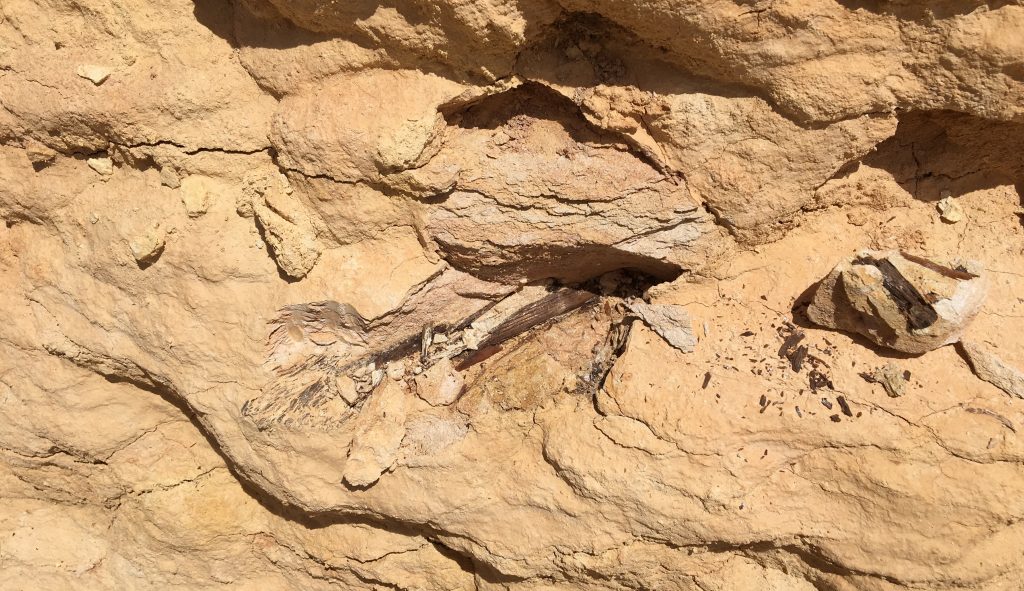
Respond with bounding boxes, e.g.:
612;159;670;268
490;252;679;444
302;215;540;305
807;250;987;354
2;1;1024;590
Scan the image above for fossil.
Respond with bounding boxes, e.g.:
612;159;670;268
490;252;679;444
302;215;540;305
806;250;986;354
242;268;694;429
243;269;594;429
852;255;938;331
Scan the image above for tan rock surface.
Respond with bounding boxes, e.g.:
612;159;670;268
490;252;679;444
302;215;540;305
2;1;1024;590
807;249;987;354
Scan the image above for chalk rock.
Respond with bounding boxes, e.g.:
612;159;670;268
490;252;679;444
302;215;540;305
179;175;212;218
807;250;985;354
960;341;1024;399
343;380;409;488
76;64;111;85
128;223;166;265
86;156;113;176
414;358;465;406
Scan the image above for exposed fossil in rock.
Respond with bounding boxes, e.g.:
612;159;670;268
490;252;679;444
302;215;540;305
3;1;1024;589
807;250;987;354
244;269;680;431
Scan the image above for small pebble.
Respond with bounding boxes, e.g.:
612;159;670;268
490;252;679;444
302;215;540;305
937;196;963;223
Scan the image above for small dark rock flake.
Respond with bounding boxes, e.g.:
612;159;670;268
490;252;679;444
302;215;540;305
809;370;834;392
836;395;853;417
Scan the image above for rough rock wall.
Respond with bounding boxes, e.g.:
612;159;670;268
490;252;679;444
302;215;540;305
2;1;1023;589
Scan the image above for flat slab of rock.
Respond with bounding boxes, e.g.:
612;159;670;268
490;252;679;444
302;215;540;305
960;341;1024;399
807;250;985;354
625;299;696;353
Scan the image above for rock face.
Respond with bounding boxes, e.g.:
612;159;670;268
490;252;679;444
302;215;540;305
2;1;1024;590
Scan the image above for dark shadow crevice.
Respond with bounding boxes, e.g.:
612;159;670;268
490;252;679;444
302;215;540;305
833;0;1019;19
862;110;1024;202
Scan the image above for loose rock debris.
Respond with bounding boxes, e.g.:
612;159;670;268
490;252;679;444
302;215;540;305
808;369;834;392
789;345;809;372
778;329;808;371
806;250;1023;398
937;196;964;223
860;363;910;398
836;395;853;417
624;299;696;353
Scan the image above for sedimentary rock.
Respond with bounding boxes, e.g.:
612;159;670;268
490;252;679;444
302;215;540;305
2;1;1024;590
128;223;167;266
807;250;987;354
961;341;1024;399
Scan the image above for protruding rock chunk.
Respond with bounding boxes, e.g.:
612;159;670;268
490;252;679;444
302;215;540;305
414;358;464;406
128;223;166;266
24;139;57;167
76;64;111;85
343;380;409;488
807;250;985;354
87;156;113;176
241;173;321;280
180;175;213;218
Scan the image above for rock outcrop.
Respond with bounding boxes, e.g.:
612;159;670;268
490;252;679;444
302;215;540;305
2;1;1024;590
